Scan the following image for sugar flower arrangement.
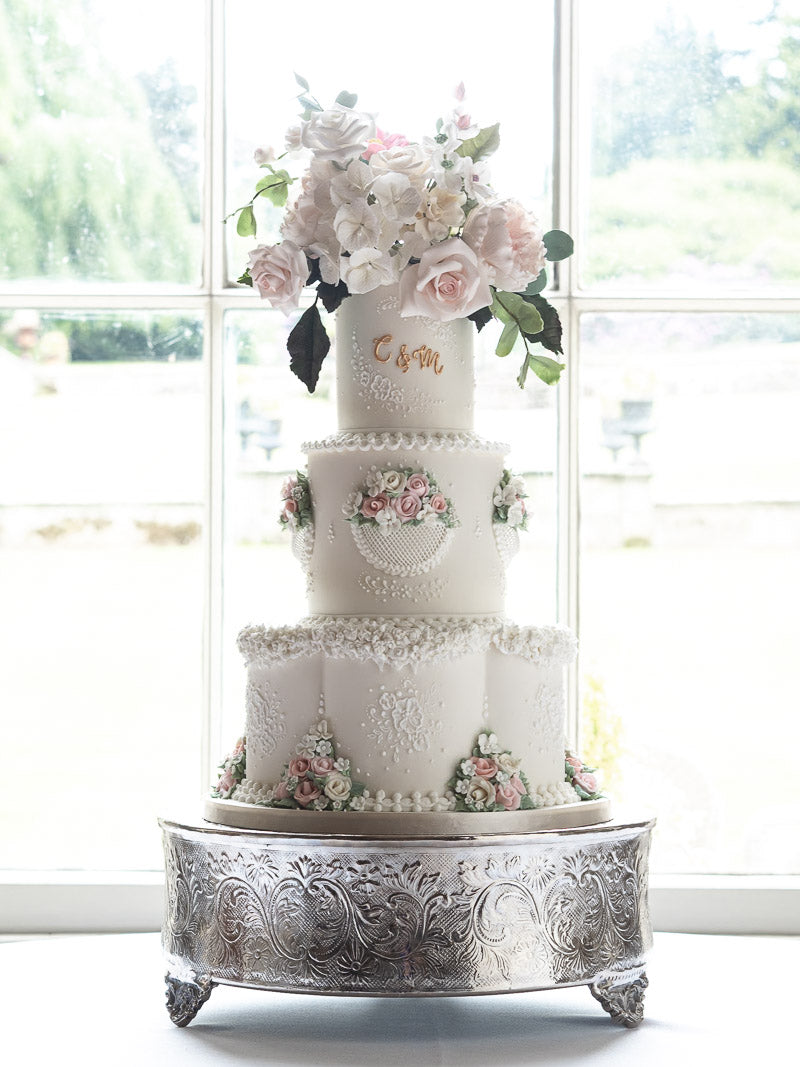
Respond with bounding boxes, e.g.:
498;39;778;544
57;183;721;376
212;737;246;799
278;470;313;530
448;729;538;812
342;467;457;536
565;752;604;802
229;77;573;393
492;469;528;529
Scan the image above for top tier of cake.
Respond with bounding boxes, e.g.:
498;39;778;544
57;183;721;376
335;287;475;433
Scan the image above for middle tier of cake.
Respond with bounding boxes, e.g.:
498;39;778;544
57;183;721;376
300;429;515;616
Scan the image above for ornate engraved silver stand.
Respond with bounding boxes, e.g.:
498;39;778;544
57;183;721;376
160;813;654;1028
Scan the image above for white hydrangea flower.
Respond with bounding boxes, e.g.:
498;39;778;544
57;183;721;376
329;159;373;208
507;500;525;527
375;506;401;535
340;247;397;294
334;198;381;252
342;490;363;519
371;172;422;224
478;731;500;755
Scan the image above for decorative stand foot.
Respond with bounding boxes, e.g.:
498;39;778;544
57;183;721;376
590;970;649;1028
165;973;216;1027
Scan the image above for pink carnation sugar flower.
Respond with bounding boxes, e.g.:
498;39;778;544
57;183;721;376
363;128;409;159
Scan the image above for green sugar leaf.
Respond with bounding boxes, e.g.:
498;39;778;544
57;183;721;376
543;229;574;262
236;204;256;238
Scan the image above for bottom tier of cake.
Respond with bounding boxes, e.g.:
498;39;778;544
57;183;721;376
213;616;605;819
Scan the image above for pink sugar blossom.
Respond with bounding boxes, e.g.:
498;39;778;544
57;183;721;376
310;756;335;777
288;757;311;778
361;493;390;519
566;755;583;774
573;771;598;795
406;473;430;497
217;770;235;797
428;493;448;514
273;779;291;800
495;781;522;810
363;128;409;159
510;774;527;796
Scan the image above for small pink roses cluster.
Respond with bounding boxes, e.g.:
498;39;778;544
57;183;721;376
565;753;602;801
448;730;538;812
343;467;457;537
213;737;246;800
278;470;312;530
267;720;365;811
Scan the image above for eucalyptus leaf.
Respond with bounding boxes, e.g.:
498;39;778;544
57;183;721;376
287;304;330;393
456;123;500;163
236;204;256;238
336;90;358;109
523;270;548;297
294;72;310;91
298;93;322;113
495;321;519;357
543;229;574;262
527;353;565;386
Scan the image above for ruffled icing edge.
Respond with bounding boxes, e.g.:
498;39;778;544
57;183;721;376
237;616;577;670
302;430;509;455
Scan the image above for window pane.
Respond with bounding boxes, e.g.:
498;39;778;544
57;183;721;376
2;0;203;285
0;309;204;869
578;311;800;874
579;0;799;290
224;0;553;283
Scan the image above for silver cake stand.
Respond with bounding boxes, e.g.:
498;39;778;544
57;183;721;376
160;808;654;1029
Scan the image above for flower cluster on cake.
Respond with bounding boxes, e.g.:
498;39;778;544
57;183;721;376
230;78;573;392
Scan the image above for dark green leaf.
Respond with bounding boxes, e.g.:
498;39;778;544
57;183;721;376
317;280;349;313
523;295;564;354
468;305;493;332
543;229;574;262
287;305;330;393
456;123;501;163
495;320;519;357
236;204;256;238
236;268;253;287
335;90;358;109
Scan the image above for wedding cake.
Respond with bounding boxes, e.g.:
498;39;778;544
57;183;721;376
206;83;607;830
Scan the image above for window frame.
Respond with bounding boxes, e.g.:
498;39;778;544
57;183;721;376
0;0;798;935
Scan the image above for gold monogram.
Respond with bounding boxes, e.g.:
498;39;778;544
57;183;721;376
372;334;444;375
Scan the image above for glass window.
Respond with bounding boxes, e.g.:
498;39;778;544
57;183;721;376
578;0;799;290
1;0;204;286
578;311;800;873
0;309;204;869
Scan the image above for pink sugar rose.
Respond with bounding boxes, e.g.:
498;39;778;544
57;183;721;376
428;493;448;514
247;241;308;315
566;755;583;774
392;491;422;522
471;756;499;779
217;769;235;797
399;237;491;322
310;755;335;777
294;778;322;807
288;757;311;778
273;779;291;800
406;473;430;497
363;128;409;159
495;781;523;811
573;771;598;795
281;476;298;499
283;498;298;518
361;492;390;519
510;774;527;796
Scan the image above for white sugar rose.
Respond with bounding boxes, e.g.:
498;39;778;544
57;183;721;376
462;199;547;292
324;771;352;802
466;776;495;809
399;237;491;322
301;104;375;165
341;247;398;294
381;470;407;495
247;241;307;315
369;144;431;184
496;752;522;776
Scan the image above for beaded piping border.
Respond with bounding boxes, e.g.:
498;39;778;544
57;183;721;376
302;430;509;455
